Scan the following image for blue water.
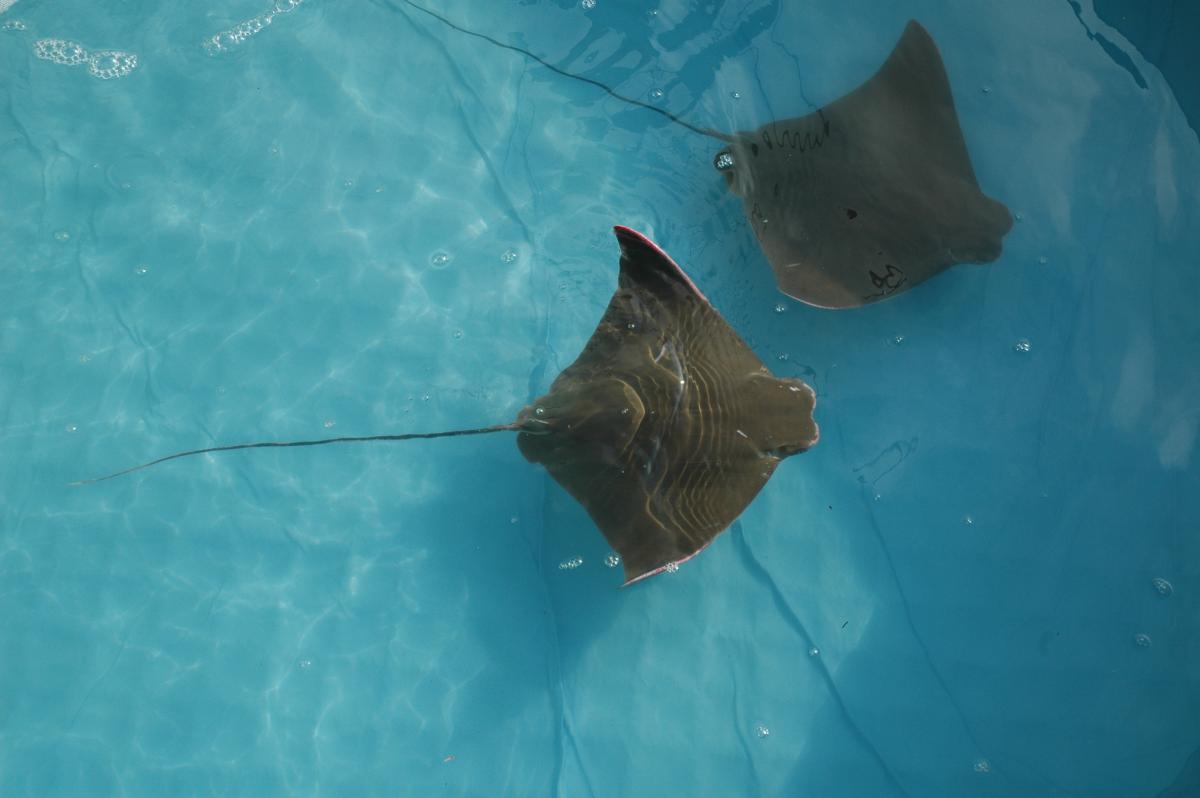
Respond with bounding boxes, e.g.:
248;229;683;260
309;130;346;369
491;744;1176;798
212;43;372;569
2;0;1197;795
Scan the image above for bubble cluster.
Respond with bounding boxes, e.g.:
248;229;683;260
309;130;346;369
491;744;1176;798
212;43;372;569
754;725;770;739
776;353;789;362
1151;577;1173;597
1037;255;1048;265
1013;338;1032;353
34;38;87;65
34;38;137;79
649;88;665;101
773;303;787;314
3;19;26;31
663;561;679;574
581;0;596;7
973;759;991;774
558;557;583;570
1133;632;1152;648
298;658;313;669
203;0;305;54
891;334;905;345
500;248;518;264
323;419;335;429
88;50;138;80
429;251;452;268
53;229;70;241
604;554;620;568
134;264;149;275
963;515;975;526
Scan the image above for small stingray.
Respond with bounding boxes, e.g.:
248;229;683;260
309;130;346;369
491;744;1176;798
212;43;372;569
75;227;819;585
384;3;1012;307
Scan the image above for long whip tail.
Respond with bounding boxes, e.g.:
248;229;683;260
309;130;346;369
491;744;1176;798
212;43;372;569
70;424;518;486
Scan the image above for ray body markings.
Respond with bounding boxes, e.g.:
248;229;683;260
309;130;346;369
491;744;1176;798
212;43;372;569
377;2;1013;308
77;228;819;586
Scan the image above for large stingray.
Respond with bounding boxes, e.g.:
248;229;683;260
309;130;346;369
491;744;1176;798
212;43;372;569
75;227;819;585
383;2;1012;308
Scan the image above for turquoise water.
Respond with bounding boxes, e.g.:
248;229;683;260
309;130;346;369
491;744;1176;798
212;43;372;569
2;0;1198;795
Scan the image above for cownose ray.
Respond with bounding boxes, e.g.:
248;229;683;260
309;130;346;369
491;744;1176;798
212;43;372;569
74;227;819;585
380;2;1012;308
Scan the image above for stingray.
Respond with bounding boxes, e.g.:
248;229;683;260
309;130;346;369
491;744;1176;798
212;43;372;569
75;227;819;585
382;2;1012;308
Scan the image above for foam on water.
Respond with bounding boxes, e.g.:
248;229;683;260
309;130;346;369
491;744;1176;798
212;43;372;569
33;37;138;79
202;0;307;54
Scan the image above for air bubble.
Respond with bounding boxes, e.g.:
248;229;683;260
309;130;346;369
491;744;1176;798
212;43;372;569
974;759;991;774
773;303;787;314
963;515;975;526
3;20;26;31
604;554;620;568
1134;632;1152;648
323;419;335;429
558;557;583;570
891;334;905;345
53;230;70;242
649;88;664;101
78;354;90;364
534;406;545;417
754;725;770;739
626;321;638;331
776;353;789;362
35;38;89;65
421;394;431;402
1151;577;1173;597
65;424;78;433
500;248;518;264
981;86;992;94
429;251;452;268
342;179;353;188
298;658;313;669
1013;338;1032;353
87;50;137;80
451;329;464;340
664;561;680;573
1037;255;1048;265
204;0;302;54
509;515;519;525
808;646;819;657
731;91;742;100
